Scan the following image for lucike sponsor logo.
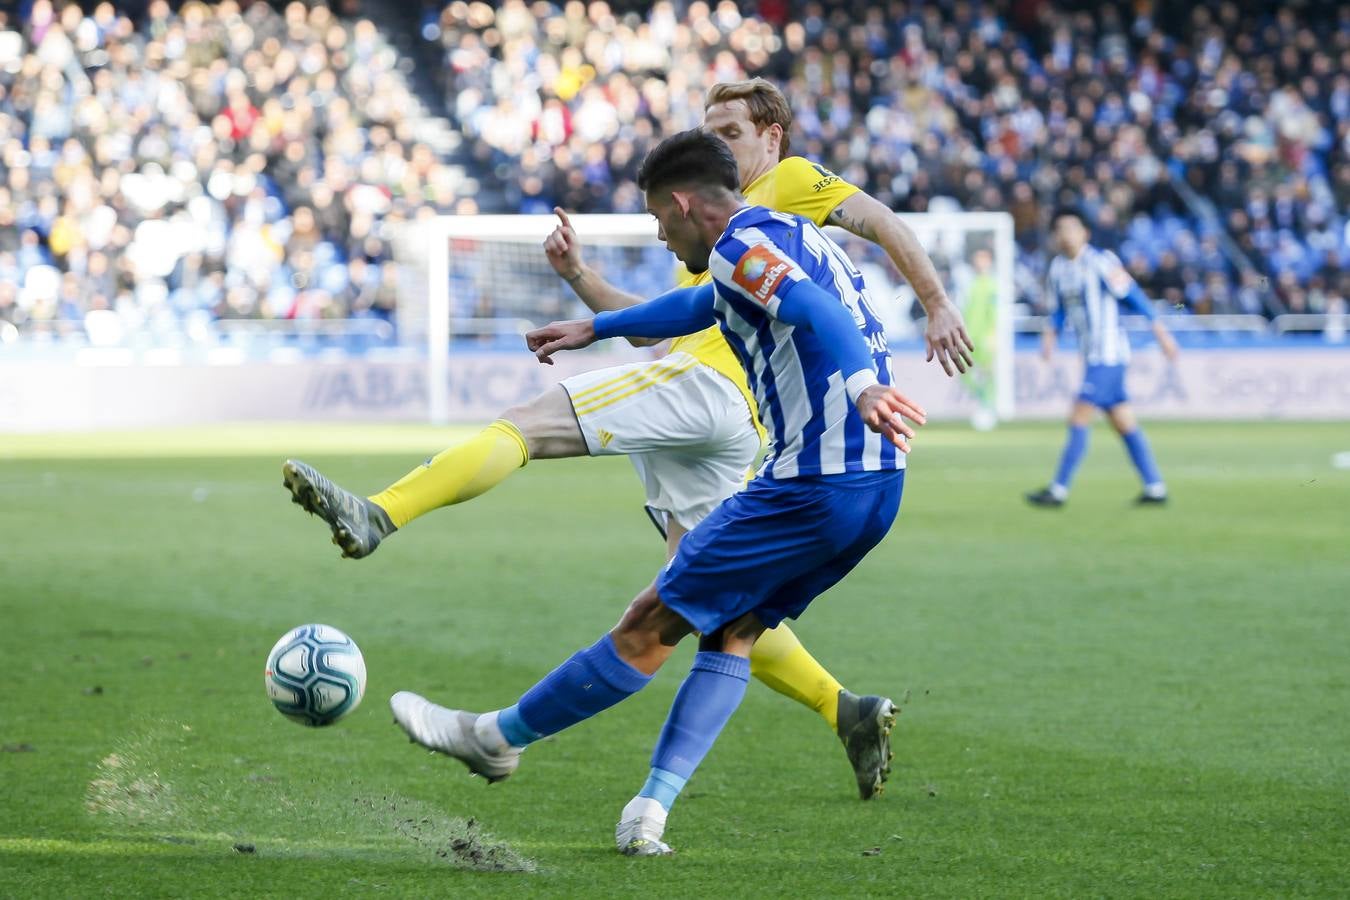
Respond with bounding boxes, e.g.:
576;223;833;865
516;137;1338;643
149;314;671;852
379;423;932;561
753;261;790;300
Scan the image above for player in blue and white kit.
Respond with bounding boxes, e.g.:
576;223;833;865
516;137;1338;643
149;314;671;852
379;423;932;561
1026;207;1180;508
388;130;927;856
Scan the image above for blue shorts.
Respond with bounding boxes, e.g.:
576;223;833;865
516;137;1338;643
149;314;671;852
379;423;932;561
1078;364;1128;410
656;470;904;635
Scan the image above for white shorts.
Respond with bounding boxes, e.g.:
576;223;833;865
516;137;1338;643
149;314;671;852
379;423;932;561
559;352;761;532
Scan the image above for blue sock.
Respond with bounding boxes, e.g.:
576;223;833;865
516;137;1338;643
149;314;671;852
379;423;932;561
637;768;688;811
639;651;750;812
498;634;652;748
1121;429;1164;489
1053;425;1090;491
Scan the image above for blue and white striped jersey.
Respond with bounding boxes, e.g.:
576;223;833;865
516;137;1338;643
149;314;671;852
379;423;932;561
707;205;901;480
1046;245;1152;366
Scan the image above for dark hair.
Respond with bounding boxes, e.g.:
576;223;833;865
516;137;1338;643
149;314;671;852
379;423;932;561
1052;205;1086;226
636;129;740;197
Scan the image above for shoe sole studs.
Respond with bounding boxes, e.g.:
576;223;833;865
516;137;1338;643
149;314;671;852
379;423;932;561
283;462;364;559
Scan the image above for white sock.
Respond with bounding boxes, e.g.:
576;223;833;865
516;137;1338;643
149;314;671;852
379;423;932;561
620;796;668;826
1145;482;1167;498
1049;483;1069;500
473;710;512;754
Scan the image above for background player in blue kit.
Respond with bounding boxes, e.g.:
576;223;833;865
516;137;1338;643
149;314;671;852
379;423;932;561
1027;208;1181;508
388;129;927;856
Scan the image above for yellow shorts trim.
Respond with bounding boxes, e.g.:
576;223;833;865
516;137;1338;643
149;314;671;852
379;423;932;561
572;357;699;417
567;355;694;404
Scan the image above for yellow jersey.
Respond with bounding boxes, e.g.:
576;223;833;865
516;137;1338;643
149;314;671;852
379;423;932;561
669;156;862;432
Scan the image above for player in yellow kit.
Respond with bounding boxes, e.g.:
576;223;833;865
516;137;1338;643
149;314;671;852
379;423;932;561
281;79;973;800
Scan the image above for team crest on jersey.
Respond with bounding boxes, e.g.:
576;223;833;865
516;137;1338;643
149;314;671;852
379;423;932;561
733;244;792;304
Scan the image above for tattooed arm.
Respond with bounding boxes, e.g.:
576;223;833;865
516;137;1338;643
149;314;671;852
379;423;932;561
827;192;974;375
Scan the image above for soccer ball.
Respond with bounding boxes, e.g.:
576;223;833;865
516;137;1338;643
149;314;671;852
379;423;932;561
264;624;367;727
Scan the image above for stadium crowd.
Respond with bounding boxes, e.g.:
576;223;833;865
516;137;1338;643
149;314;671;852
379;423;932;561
0;0;447;336
427;0;1349;320
0;0;1346;337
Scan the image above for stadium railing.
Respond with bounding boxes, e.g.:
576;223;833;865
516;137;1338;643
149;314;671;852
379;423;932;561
1008;313;1347;348
1273;314;1350;341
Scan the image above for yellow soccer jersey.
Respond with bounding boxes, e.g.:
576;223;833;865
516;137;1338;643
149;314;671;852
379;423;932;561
669;156;862;431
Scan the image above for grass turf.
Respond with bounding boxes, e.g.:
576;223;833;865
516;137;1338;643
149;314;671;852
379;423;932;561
1;421;1347;897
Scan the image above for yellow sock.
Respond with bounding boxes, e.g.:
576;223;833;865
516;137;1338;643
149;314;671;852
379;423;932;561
750;623;845;730
368;420;529;529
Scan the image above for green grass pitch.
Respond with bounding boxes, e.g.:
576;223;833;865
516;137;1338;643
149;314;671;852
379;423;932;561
1;421;1347;898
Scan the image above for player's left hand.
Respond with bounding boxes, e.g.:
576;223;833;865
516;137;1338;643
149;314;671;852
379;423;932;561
924;299;975;376
855;384;927;453
526;318;597;365
543;207;584;281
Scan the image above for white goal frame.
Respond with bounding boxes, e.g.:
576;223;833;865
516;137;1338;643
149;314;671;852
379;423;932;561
425;211;1016;425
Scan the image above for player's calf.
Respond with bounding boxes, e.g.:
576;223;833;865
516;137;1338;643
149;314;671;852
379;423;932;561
609;585;696;674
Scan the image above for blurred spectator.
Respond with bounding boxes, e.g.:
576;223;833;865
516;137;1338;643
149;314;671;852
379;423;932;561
0;0;466;337
425;0;1347;320
2;0;1347;339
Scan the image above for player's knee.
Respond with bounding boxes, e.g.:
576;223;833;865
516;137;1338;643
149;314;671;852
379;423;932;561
701;613;763;657
502;388;583;459
1108;406;1137;434
500;400;545;443
611;586;692;672
697;627;726;654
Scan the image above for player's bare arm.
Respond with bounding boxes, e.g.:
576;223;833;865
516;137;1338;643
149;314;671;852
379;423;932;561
1041;324;1057;361
827;192;975;376
543;207;663;348
1153;320;1180;362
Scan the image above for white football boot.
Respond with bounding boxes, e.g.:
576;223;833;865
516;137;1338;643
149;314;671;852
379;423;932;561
389;692;521;783
615;796;674;856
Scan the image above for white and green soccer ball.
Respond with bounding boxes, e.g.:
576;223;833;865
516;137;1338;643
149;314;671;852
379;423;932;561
264;624;366;726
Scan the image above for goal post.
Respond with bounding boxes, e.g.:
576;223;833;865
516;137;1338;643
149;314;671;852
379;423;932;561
423;214;662;426
890;211;1017;424
419;211;1016;425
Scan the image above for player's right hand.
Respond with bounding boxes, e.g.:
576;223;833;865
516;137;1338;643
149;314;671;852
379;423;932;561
924;298;975;376
526;318;597;365
855;384;926;453
543;207;584;281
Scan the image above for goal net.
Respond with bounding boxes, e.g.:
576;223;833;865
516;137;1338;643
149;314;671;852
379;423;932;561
406;212;1015;425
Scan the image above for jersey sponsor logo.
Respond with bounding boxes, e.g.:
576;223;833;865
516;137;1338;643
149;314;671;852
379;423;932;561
810;163;841;192
733;244;792;304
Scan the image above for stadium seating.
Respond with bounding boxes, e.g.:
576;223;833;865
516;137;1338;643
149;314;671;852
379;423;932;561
0;0;1346;339
0;0;450;345
422;0;1348;319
